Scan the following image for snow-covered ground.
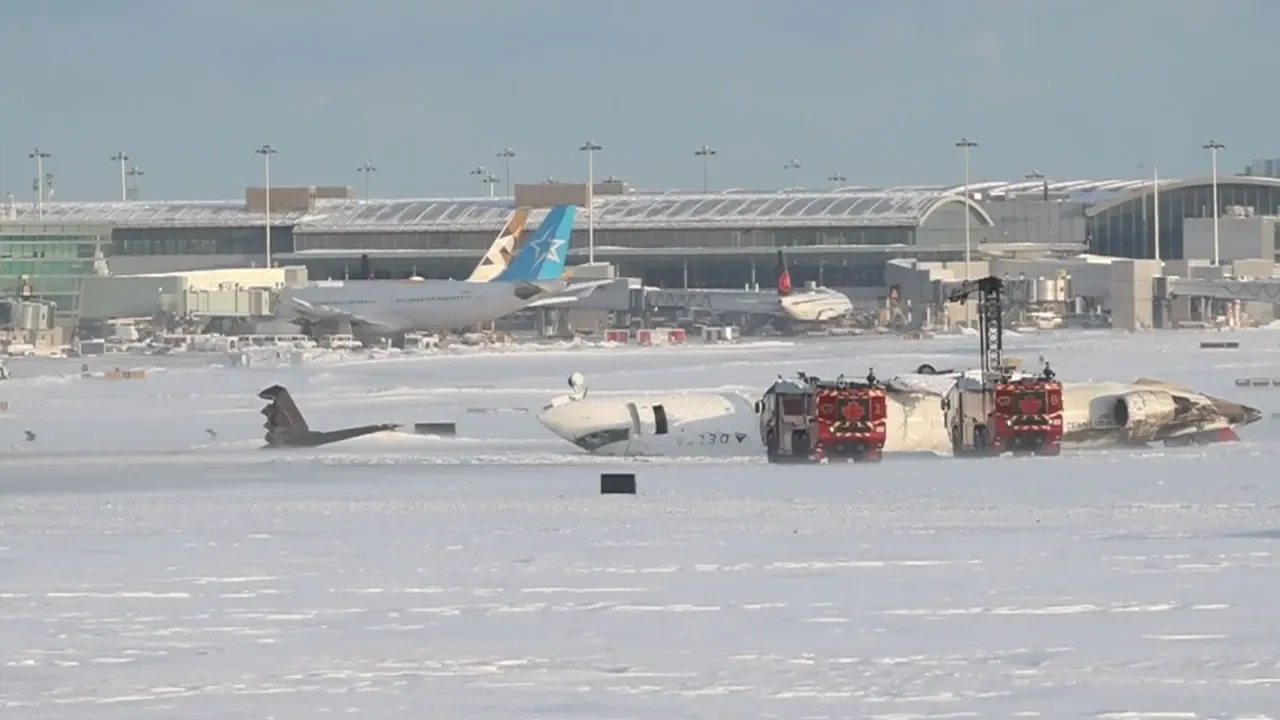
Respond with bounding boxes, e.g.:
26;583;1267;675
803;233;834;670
3;329;1280;718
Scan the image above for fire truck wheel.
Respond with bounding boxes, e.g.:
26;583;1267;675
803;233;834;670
1036;443;1062;457
973;425;990;453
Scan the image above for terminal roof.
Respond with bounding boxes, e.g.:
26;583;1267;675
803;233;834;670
7;176;1256;232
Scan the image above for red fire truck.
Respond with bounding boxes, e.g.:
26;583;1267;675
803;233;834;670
989;376;1064;455
946;277;1065;458
759;372;889;463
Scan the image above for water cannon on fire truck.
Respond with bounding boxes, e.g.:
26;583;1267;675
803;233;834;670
757;369;889;464
945;276;1064;457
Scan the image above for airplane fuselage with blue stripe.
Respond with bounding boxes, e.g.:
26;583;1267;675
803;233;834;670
276;205;600;331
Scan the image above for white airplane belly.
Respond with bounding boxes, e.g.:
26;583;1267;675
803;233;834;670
1060;381;1131;436
883;394;951;454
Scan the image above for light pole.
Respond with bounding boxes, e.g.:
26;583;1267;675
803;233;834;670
827;172;846;187
955;136;978;280
111;151;129;202
496;148;516;197
255;144;277;268
357;162;376;199
1203;140;1225;265
28;149;50;219
694;145;716;192
579;141;602;264
469;166;488;195
782;159;801;187
126;165;144;201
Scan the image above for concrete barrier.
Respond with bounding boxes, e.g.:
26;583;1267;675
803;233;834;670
99;369;148;380
413;422;457;436
601;473;637;495
1234;378;1280;387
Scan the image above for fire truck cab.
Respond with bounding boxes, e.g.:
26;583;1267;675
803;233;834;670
757;371;889;463
944;368;1064;457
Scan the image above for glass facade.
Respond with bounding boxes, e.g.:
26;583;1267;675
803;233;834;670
1088;182;1280;259
297;248;967;290
110;226;294;256
294;226;916;254
0;224;108;322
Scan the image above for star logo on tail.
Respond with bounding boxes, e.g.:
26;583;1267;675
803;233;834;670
533;235;566;265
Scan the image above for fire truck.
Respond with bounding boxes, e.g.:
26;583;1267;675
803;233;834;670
945;277;1064;457
757;371;889;463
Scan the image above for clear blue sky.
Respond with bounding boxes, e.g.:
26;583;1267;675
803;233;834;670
1;0;1277;201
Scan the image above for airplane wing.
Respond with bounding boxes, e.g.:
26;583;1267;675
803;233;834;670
524;279;615;308
526;295;582;308
281;296;396;331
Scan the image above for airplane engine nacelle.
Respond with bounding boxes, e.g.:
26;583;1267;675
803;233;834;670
1110;390;1178;440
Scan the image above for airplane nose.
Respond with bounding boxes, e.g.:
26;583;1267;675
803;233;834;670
536;404;578;442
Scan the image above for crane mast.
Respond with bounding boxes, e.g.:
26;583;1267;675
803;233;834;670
947;276;1006;383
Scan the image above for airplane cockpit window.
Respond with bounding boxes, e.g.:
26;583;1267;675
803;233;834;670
573;427;630;452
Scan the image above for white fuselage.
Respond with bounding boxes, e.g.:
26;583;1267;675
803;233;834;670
278;279;561;332
536;375;1259;458
537;392;767;457
778;289;854;323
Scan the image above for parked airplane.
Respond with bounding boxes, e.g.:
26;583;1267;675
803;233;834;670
259;385;399;448
535;371;1263;458
466;207;530;282
276;205;611;333
773;250;855;325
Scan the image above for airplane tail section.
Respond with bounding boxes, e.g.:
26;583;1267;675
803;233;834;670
467;207;531;282
495;205;576;283
259;385;309;443
776;249;793;296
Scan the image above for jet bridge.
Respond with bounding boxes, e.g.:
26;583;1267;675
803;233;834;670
1165;276;1280;303
643;288;780;314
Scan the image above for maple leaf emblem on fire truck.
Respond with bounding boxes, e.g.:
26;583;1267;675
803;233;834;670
841;402;865;421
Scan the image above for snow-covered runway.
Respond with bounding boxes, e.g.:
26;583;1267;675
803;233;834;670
3;330;1280;718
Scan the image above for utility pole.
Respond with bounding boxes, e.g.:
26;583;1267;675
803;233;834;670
29;149;51;219
1203;140;1225;265
579;141;602;263
782;159;801;187
126;165;145;201
111;151;129;201
496;148;516;197
357;162;376;199
255;144;278;268
694;144;716;192
955;136;979;280
469;166;489;195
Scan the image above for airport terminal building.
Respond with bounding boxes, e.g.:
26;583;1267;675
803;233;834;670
3;175;1278;315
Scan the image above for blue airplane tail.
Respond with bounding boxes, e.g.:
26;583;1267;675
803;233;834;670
496;205;576;282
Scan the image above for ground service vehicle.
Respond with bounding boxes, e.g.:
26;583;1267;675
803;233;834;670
945;277;1064;457
758;371;888;463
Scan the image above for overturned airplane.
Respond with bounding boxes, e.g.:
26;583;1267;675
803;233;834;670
259;385;399;448
535;371;1264;458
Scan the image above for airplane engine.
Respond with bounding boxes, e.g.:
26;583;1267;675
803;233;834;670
1110;390;1179;441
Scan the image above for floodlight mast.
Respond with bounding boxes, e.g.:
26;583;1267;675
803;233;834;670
947;276;1006;384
